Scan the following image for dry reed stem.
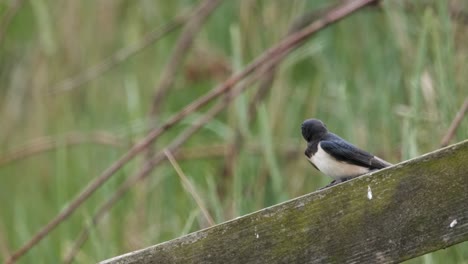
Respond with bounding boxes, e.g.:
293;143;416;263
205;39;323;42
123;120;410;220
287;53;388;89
63;43;320;262
64;71;273;263
7;0;377;262
63;98;229;264
164;149;216;227
145;0;222;165
149;0;222;117
440;98;468;147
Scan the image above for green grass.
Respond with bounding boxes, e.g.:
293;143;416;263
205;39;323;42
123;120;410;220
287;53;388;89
1;0;467;263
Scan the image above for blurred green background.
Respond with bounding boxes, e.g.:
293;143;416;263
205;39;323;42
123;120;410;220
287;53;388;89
1;0;467;263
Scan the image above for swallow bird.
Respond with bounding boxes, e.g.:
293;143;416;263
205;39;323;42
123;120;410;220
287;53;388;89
301;119;392;185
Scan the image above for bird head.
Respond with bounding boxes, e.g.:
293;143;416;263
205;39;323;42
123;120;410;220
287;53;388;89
301;119;328;142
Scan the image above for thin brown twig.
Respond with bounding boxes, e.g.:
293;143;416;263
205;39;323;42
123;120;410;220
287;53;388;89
63;45;308;263
64;37;324;260
51;16;187;94
218;72;276;199
218;6;325;200
0;132;126;167
164;149;215;227
136;0;221;247
440;98;468;147
138;0;221;241
0;0;24;45
7;1;376;262
63;68;273;263
148;0;222;117
145;0;222;165
62;97;229;264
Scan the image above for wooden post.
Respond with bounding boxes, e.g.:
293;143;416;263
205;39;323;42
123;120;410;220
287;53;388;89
101;140;468;264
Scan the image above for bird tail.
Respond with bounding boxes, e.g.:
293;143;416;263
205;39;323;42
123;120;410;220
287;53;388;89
374;156;393;167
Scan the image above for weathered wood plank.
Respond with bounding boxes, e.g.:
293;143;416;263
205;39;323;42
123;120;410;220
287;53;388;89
101;140;468;264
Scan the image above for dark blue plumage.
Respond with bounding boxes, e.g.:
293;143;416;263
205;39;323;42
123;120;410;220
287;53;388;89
301;119;391;182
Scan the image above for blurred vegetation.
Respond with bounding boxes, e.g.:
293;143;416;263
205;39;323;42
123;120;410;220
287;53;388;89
0;0;467;263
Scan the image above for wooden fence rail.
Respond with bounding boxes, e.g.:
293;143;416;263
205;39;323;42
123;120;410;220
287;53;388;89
101;140;468;264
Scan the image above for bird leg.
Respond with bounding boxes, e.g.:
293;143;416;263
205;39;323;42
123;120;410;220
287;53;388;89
319;176;355;189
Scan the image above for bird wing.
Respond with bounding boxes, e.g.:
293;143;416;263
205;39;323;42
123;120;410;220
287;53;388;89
320;139;391;170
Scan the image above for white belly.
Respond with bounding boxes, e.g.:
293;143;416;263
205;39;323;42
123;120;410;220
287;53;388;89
309;144;370;180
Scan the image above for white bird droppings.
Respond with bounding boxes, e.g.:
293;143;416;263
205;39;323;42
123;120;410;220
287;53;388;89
256;233;259;239
450;219;458;228
367;185;373;200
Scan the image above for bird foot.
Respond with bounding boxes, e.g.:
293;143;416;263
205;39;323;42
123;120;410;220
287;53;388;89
318;180;338;190
319;176;354;190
